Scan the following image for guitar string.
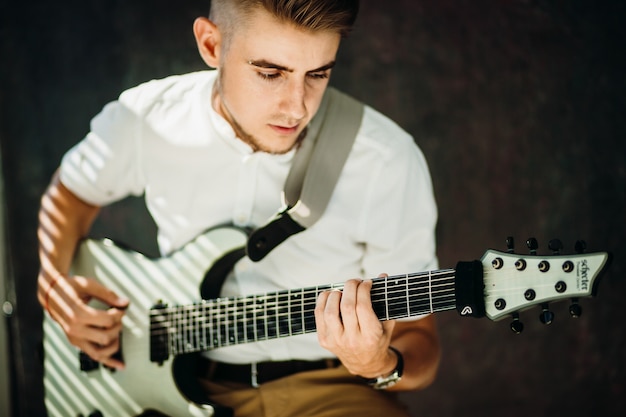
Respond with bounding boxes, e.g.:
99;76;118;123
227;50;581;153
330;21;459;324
152;271;457;332
151;269;456;322
151;270;459;352
152;269;457;330
155;270;567;331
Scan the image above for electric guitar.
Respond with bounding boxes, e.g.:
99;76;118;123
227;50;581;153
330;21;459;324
42;227;611;417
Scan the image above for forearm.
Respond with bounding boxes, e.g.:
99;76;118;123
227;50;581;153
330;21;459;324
386;315;441;391
37;171;100;307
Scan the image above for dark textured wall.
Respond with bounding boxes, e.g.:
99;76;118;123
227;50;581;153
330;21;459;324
1;1;624;416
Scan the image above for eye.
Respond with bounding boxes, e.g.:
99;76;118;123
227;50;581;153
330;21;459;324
257;71;281;81
307;72;330;80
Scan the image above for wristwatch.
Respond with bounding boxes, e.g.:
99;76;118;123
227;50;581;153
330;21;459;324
366;346;404;390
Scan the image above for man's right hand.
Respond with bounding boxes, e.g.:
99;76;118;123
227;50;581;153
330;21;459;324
38;172;130;369
43;271;129;370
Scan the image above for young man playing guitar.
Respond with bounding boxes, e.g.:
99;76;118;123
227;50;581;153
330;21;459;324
38;1;441;415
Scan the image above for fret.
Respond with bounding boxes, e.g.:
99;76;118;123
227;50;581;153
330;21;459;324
217;299;227;348
278;291;291;337
300;288;306;334
370;279;387;320
266;292;278;339
210;300;218;348
289;288;304;336
255;294;267;341
166;311;175;355
432;273;456;312
243;298;255;343
173;308;180;354
384;275;409;320
185;306;193;352
428;270;433;313
303;287;318;333
237;300;245;344
408;272;435;317
227;299;235;345
251;296;259;342
405;274;411;317
384;278;389;320
201;303;207;350
192;305;200;351
200;303;207;350
177;307;185;353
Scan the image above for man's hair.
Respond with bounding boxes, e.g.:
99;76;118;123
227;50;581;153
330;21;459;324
210;0;360;48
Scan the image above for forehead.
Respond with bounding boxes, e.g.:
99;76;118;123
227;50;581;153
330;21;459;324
226;7;341;70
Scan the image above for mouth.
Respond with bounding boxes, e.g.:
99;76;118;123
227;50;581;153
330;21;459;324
269;124;300;136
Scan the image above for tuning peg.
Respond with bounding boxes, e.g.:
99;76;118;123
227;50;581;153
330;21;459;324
526;237;538;255
548;239;563;255
575;240;587;254
569;298;582;318
510;313;524;334
506;236;515;253
539;303;554;325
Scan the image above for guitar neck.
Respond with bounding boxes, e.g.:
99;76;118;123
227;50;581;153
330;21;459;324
150;269;457;358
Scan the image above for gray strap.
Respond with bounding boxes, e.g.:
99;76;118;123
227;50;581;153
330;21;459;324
246;87;364;261
285;87;364;226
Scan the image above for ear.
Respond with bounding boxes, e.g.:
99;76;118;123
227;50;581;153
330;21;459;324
193;17;221;68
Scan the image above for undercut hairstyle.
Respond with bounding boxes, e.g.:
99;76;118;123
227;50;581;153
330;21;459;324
210;0;360;51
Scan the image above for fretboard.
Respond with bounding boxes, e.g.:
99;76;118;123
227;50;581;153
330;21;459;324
149;269;457;359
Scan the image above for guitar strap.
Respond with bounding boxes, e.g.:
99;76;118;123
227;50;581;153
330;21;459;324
246;87;364;261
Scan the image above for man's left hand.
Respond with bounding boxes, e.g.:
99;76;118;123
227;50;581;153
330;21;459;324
315;277;398;378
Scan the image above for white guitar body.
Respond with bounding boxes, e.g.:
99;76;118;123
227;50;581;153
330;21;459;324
43;226;248;417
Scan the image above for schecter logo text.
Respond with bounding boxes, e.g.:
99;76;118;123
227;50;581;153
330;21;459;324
578;260;589;291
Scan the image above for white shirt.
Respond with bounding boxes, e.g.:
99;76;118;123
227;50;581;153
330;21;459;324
60;70;438;363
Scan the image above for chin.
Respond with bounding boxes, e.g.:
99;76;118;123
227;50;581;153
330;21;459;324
258;135;301;154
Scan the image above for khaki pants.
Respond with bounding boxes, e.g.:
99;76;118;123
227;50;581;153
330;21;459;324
198;365;411;417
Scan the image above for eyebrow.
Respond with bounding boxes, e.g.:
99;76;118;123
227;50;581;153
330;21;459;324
248;59;336;73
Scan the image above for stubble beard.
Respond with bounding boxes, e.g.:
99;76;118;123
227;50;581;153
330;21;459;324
213;74;306;155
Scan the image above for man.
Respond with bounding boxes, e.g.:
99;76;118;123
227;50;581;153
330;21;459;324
38;1;441;416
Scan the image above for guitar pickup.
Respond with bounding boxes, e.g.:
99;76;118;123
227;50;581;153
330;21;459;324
79;351;99;372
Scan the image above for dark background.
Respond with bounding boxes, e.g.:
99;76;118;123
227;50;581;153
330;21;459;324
1;0;625;416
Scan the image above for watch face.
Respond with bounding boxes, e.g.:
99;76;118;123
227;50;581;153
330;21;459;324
370;370;401;390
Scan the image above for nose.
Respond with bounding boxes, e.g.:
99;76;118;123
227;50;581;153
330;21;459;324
280;79;307;121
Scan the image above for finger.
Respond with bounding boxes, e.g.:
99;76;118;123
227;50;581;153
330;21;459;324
101;355;125;370
355;279;375;319
75;276;129;309
323;290;344;332
315;290;330;332
74;301;126;331
81;319;124;347
316;289;344;348
339;280;361;332
81;339;125;370
315;288;344;345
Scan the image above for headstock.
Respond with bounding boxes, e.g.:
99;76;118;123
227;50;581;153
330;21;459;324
480;237;611;333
